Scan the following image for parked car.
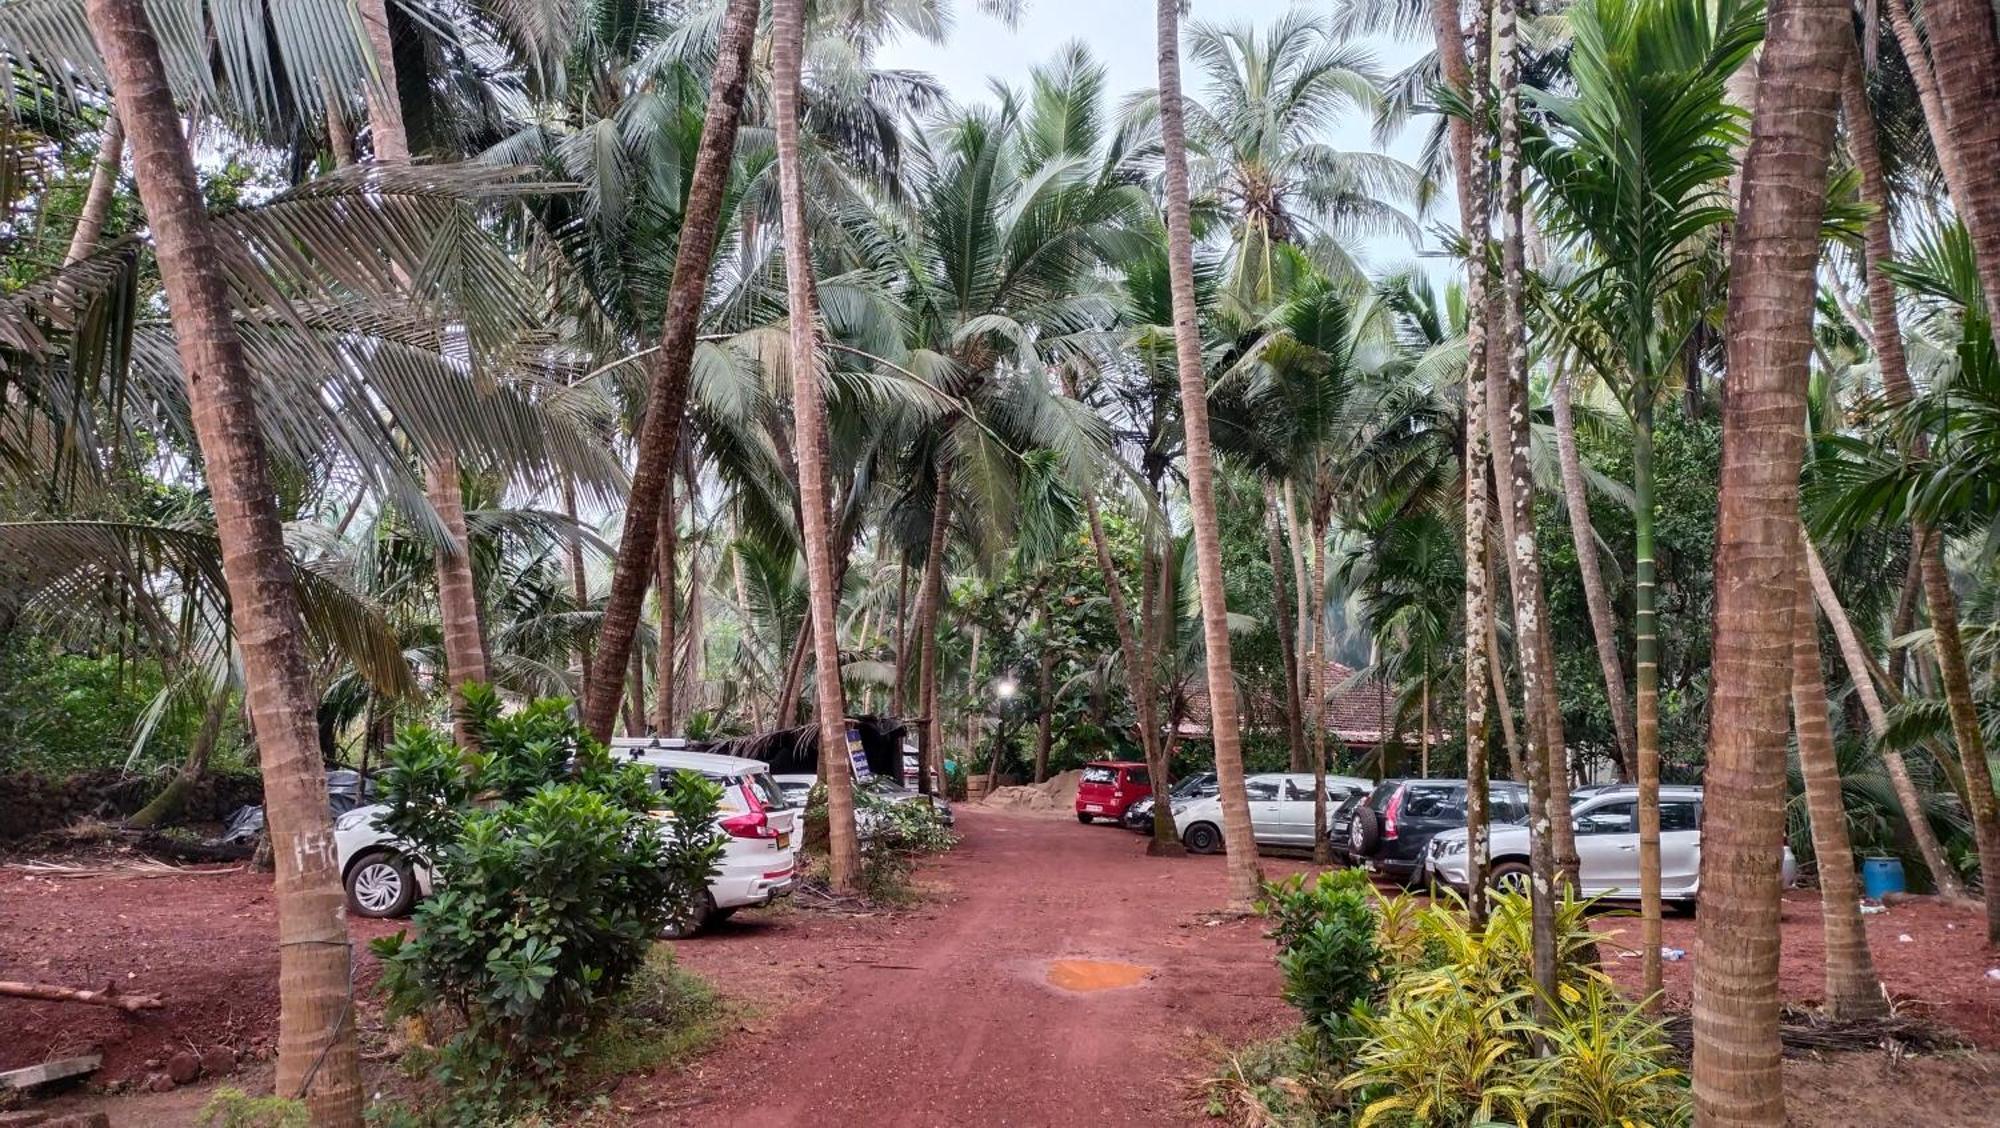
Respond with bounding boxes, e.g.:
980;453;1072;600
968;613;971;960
218;770;374;847
1422;784;1799;907
1347;778;1532;884
335;746;799;937
1121;771;1217;832
1074;760;1153;824
772;773;954;837
1173;773;1375;853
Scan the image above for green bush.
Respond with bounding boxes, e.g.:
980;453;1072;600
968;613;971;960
371;685;723;1116
1339;891;1689;1127
1260;869;1384;1043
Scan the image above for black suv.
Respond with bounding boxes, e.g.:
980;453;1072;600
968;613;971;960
1346;778;1530;883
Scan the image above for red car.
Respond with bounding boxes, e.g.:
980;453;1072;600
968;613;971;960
1074;760;1153;824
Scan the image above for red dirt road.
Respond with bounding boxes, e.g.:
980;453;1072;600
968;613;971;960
629;808;1305;1127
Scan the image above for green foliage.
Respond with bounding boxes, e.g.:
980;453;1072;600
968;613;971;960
1260;869;1384;1042
1340;892;1689;1127
371;684;722;1116
198;1088;308;1128
0;637;221;775
570;947;727;1085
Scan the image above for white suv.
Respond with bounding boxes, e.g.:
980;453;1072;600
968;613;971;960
334;742;799;937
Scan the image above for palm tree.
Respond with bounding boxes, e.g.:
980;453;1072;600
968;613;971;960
1831;50;1974;902
77;0;363;1120
772;0;863;893
1789;555;1888;1020
1493;0;1568;1007
1909;0;2000;336
1525;0;1763;1009
1179;9;1418;305
1157;0;1260;911
1691;0;1848;1116
580;0;762;742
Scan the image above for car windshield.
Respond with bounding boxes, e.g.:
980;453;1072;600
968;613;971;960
1174;773;1215;797
1081;766;1118;785
1366;781;1399;811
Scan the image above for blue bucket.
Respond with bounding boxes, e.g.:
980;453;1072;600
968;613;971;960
1861;856;1906;900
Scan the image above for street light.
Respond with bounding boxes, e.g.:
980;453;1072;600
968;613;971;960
994;676;1019;701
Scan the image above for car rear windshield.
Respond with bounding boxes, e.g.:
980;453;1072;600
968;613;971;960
1081;766;1118;784
1366;781;1399;811
740;771;787;812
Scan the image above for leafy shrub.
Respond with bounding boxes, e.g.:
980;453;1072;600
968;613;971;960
1339;891;1689;1127
198;1088;307;1128
371;685;722;1116
1260;870;1383;1042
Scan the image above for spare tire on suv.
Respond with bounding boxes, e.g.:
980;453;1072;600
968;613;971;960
1350;805;1383;857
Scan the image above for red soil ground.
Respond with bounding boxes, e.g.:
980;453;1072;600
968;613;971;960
3;810;1997;1126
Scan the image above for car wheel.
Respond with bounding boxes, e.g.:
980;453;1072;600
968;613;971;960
662;890;717;939
1182;822;1222;854
1487;861;1533;896
1351;807;1383;857
1076;812;1093;824
345;853;416;919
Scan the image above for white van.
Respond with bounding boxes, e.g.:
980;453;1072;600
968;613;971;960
333;741;798;937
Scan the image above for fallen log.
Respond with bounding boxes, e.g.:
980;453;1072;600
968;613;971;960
0;981;162;1012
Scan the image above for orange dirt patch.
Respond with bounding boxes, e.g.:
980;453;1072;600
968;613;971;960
1045;959;1151;993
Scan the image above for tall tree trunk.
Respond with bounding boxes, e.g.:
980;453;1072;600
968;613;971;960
1441;0;1494;922
1804;543;1964;895
1309;497;1334;862
85;1;362;1117
354;0;489;746
322;83;354;168
426;457;488;749
1033;625;1055;783
916;465;951;795
1552;377;1638;778
1281;480;1313;759
1085;490;1178;851
1918;545;2000;940
1906;0;2000;334
1486;558;1528;783
771;0;860;892
1835;59;1972;899
1791;555;1889;1020
581;0;760;740
1633;393;1665;1006
63;116;122;266
1494;0;1565;1010
654;486;678;732
563;475;594;706
627;645;646;736
1157;0;1260;910
127;685;228;830
891;559;910;716
679;514;704;721
1693;0;1844;1117
776;615;812;727
1263;484;1308;777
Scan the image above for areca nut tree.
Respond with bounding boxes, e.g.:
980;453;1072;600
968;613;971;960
1158;0;1261;911
1524;0;1763;1009
77;0;363;1120
773;0;863;892
1691;0;1848;1117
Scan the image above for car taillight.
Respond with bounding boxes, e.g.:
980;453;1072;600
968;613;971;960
1383;790;1403;840
720;810;777;839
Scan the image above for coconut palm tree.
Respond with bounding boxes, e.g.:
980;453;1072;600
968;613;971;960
1175;9;1419;306
1691;0;1849;1117
770;0;863;892
1157;0;1260;911
1903;0;2000;336
579;0;761;741
73;0;365;1118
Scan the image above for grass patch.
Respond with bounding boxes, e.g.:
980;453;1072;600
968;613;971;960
571;944;728;1085
1201;1031;1347;1127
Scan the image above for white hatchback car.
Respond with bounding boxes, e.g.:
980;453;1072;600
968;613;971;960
334;743;799;936
1422;784;1798;907
1172;772;1376;853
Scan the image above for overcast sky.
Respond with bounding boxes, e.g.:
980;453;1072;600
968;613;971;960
877;0;1438;273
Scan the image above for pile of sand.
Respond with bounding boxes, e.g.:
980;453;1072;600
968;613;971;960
979;769;1083;813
